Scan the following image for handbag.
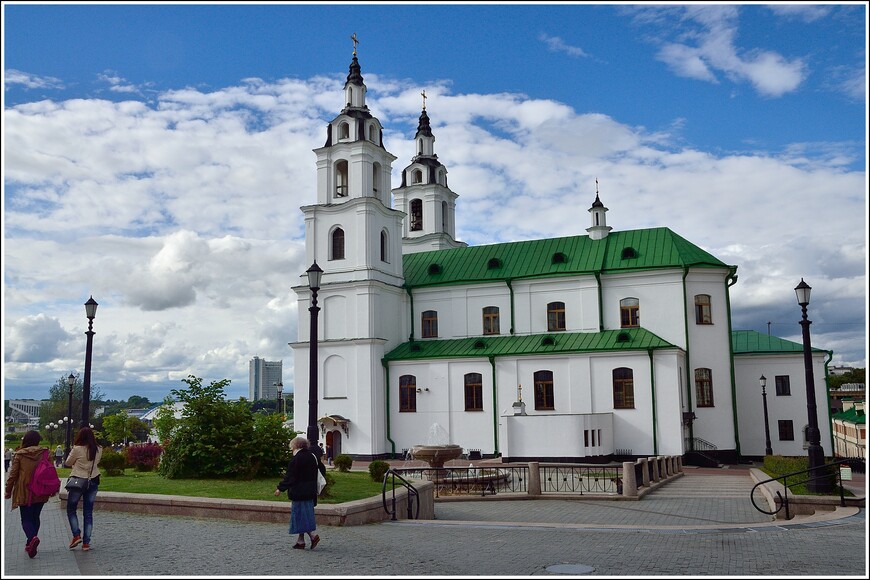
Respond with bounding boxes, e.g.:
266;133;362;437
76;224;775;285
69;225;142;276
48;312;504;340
65;476;89;491
315;456;327;495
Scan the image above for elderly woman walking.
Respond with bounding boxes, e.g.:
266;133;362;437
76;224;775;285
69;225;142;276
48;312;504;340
274;436;327;550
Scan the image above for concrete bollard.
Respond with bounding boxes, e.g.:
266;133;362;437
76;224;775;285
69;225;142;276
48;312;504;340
638;457;650;487
649;457;660;482
527;461;541;496
676;455;683;472
621;462;638;497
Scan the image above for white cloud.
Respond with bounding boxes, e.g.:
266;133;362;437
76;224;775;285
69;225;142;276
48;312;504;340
3;69;865;402
4;69;65;90
539;33;589;58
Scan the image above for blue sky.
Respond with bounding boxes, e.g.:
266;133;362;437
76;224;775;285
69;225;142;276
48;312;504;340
3;2;867;404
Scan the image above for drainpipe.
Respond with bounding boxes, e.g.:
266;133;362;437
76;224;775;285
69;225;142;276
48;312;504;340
594;271;604;331
506;279;516;335
725;268;741;458
382;358;397;458
648;349;658;454
404;285;415;341
823;350;834;455
681;267;695;449
489;355;499;455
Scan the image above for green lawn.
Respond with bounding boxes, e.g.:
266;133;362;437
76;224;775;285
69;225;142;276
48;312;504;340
56;467;385;504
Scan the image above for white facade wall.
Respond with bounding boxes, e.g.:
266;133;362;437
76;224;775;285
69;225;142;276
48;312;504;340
733;352;833;457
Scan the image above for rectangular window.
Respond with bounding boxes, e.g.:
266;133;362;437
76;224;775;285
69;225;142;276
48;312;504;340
778;420;794;441
421;310;438;338
775;375;791;396
534;370;555;410
482;306;500;335
620;298;639;328
694;294;712;324
399;375;417;413
464;373;483;411
612;367;635;409
547;302;566;332
695;368;714;407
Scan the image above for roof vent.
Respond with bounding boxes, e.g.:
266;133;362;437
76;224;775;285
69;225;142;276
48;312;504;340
616;331;632;343
552;252;568;264
487;258;502;269
541;336;556;347
473;339;486;349
621;247;637;260
428;263;441;275
410;343;422;352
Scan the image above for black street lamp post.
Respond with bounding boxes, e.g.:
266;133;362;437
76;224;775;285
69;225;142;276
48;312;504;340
274;381;284;416
795;279;830;493
306;262;323;456
759;375;773;457
81;296;98;426
65;373;75;459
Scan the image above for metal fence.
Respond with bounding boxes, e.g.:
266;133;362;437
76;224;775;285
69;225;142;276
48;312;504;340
539;464;622;494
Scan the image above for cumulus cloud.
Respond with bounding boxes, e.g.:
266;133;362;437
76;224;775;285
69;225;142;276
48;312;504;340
2;65;865;401
4;69;65;90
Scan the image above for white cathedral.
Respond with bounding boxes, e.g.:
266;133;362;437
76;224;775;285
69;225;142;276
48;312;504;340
290;50;834;465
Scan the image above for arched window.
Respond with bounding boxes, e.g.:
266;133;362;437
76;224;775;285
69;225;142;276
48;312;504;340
399;375;417;413
330;228;345;261
339;122;350;140
441;201;448;231
372;162;380;194
695;294;712;324
534;370;555;411
613;367;634;409
335;160;349;197
412;169;423;184
547;302;566;331
368;124;376;143
483;306;500;335
410;199;423;231
421;310;438;338
464;373;483;411
380;230;388;263
695;368;714;407
620;298;639;328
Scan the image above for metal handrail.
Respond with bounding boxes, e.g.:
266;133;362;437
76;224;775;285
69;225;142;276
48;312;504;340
750;459;849;520
382;469;420;521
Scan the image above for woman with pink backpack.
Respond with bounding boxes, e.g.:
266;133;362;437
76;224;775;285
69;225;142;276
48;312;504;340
4;430;56;558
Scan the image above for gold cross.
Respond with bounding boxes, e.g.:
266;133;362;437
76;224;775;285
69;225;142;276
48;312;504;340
351;33;359;56
421;89;427;110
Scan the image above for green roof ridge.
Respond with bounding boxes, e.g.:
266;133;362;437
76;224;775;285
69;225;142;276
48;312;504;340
731;329;828;354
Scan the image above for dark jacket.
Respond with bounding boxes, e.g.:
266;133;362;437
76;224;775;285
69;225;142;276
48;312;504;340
277;448;327;504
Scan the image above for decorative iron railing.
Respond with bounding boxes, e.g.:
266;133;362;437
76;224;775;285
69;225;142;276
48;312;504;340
540;464;622;494
750;459;850;520
382;470;420;520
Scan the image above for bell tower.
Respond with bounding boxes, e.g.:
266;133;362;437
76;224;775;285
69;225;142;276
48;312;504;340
392;91;466;254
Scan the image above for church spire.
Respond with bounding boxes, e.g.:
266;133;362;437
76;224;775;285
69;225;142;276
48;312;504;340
586;180;612;240
343;33;367;110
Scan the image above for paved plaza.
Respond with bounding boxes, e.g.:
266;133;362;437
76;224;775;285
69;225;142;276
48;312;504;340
3;467;867;577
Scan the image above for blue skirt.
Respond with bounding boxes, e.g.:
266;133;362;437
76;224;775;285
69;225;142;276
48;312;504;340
289;500;316;534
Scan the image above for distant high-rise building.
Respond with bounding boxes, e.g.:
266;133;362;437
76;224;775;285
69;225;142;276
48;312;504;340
249;356;283;401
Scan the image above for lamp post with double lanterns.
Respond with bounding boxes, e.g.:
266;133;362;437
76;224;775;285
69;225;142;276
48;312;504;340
759;375;773;457
81;296;98;426
306;262;323;456
794;279;830;493
65;373;76;459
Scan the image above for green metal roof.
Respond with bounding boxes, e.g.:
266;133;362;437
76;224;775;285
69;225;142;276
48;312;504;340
383;328;676;362
403;227;731;288
832;406;866;425
731;330;828;355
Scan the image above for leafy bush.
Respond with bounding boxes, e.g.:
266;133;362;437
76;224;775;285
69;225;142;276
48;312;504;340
333;453;353;472
100;448;127;476
368;460;390;482
125;443;164;472
158;376;293;479
321;470;336;497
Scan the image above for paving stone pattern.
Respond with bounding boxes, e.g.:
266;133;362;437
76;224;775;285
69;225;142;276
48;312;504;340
3;469;866;576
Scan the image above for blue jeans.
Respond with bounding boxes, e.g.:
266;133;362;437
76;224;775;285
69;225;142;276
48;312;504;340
19;502;45;544
66;482;99;544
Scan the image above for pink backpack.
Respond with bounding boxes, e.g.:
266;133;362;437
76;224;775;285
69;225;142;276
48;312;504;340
28;449;61;501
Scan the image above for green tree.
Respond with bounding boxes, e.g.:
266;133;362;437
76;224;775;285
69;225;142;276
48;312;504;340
157;376;292;480
102;412;149;446
829;368;865;389
38;374;106;436
152;396;180;444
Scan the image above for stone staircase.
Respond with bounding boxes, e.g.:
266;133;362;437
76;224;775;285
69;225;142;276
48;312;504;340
648;471;755;499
